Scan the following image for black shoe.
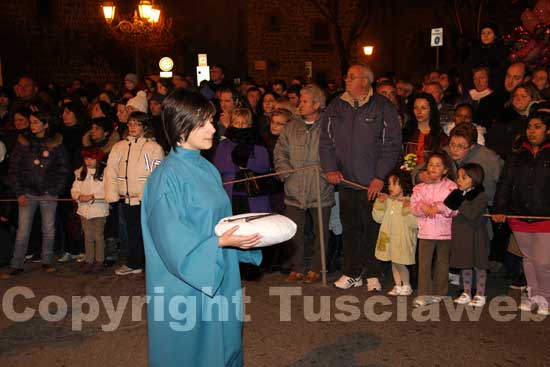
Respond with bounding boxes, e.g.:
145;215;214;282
1;268;24;279
510;274;527;289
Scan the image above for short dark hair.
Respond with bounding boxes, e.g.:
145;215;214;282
272;79;287;91
455;103;474;114
472;65;490;77
218;86;241;105
128;111;154;137
459;163;484;188
30;110;52;126
449;123;478;147
287;84;301;96
528;111;550;129
161;89;215;152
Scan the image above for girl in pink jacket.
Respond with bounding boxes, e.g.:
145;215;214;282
411;151;458;307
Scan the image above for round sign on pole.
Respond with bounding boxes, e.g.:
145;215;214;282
159;57;174;72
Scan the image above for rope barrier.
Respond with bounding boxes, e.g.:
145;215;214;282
2;165;550;223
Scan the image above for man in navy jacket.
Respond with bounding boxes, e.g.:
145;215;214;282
319;64;402;291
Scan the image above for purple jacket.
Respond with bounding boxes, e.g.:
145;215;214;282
213;139;271;213
411;178;458;240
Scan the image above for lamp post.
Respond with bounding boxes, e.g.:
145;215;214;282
101;1;166;77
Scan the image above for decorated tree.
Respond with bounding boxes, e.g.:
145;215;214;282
505;0;550;68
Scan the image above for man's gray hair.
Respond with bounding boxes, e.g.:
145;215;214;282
350;64;374;84
301;84;326;110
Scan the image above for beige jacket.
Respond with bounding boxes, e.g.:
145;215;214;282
105;137;164;205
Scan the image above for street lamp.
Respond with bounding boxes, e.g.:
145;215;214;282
100;0;169;79
138;0;152;20
102;1;115;24
101;0;161;24
363;46;374;56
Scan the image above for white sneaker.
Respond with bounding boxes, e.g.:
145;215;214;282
413;296;437;308
518;297;536;312
454;293;472;305
468;295;486;307
400;285;413;296
448;272;460;286
333;275;363;289
387;285;402;296
57;252;76;263
115;265;143;276
532;295;549;315
366;277;382;292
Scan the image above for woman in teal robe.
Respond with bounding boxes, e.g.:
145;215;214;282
141;90;262;367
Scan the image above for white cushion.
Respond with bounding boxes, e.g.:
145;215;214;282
215;213;297;248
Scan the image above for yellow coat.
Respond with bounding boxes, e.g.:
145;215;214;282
372;197;418;265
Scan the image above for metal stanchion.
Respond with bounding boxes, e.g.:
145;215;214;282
315;166;328;287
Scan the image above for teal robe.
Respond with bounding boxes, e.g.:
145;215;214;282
141;147;262;367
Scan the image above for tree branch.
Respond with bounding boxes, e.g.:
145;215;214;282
308;0;337;24
347;0;370;45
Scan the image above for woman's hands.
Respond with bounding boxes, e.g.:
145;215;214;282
218;225;262;249
78;194;94;202
491;214;507;223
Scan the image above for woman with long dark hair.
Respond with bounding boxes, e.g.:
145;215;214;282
403;92;449;166
493;112;550;315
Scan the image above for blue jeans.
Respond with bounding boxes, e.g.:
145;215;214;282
11;194;57;268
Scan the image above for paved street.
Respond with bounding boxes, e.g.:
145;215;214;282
0;263;548;367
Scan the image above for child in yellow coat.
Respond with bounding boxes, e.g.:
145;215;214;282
373;170;418;296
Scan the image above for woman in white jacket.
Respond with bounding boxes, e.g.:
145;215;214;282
105;111;164;275
71;146;110;273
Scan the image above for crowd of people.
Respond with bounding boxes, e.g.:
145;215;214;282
0;22;549;319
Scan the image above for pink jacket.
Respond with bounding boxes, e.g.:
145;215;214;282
411;178;458;240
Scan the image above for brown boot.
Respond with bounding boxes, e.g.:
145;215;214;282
285;271;304;282
1;268;24;280
304;271;321;284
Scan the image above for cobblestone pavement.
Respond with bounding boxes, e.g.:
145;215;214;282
0;262;548;367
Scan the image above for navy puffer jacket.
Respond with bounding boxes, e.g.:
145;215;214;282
9;133;70;197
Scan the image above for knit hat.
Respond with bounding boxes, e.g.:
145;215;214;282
124;73;138;85
126;90;148;113
480;21;499;37
150;92;165;105
90;117;114;134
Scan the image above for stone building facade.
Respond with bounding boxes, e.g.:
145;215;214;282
0;0;120;86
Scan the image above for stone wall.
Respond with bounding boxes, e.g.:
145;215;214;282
245;0;353;84
0;0;121;87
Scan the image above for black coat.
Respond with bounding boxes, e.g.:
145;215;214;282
8;133;70;197
462;41;509;93
485;106;526;161
493;142;550;219
446;187;489;269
